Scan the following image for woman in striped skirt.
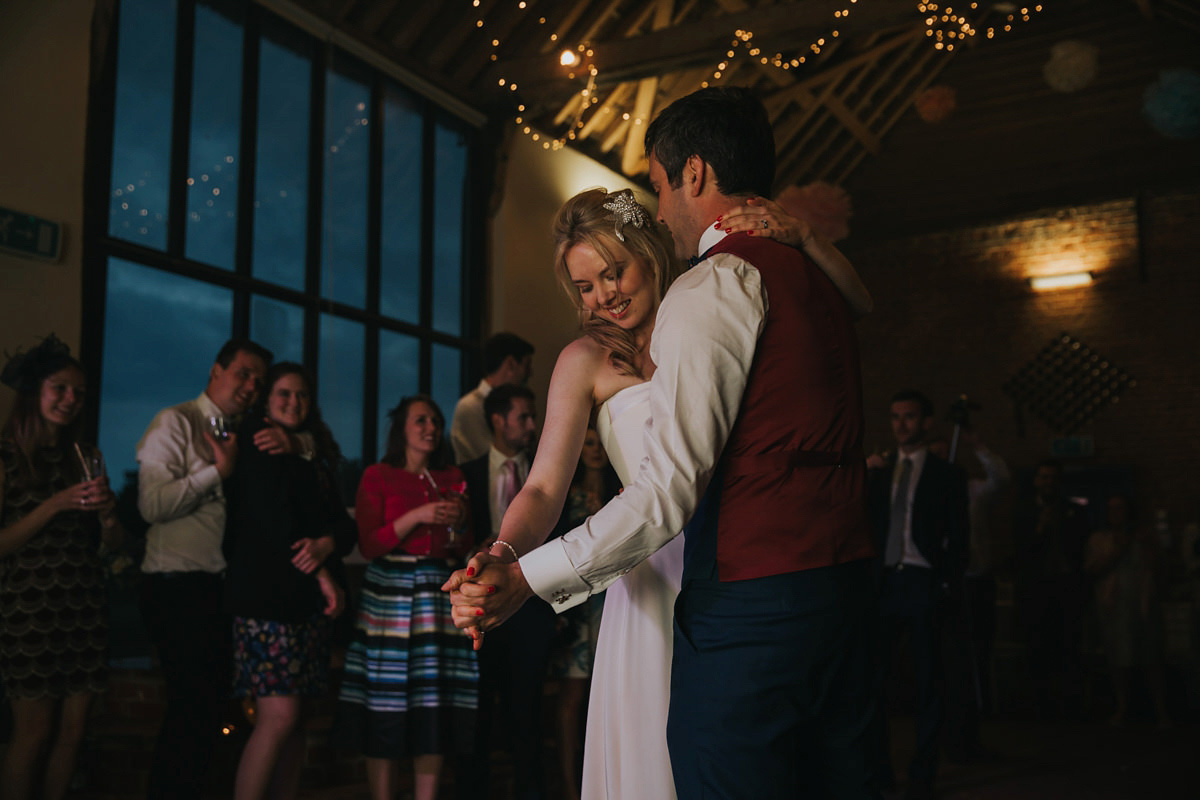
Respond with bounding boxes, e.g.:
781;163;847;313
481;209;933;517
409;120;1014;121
333;394;475;800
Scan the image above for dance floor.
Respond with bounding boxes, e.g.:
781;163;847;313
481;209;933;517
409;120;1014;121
4;711;1193;798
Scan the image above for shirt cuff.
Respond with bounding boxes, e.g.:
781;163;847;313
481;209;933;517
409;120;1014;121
520;538;592;612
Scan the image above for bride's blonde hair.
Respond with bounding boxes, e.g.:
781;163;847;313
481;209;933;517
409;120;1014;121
552;189;680;377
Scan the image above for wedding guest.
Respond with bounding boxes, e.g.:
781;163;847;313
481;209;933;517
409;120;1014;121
548;424;620;800
1012;459;1089;717
458;384;550;800
1084;493;1171;728
136;338;271;799
0;335;121;800
223;362;355;799
334;395;474;800
450;333;534;464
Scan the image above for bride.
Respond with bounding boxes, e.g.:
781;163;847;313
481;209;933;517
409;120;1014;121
450;187;870;800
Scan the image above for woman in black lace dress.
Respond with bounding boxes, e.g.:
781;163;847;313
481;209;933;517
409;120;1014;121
0;335;121;800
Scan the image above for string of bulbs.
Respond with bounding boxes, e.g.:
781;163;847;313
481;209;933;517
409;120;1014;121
477;0;1046;153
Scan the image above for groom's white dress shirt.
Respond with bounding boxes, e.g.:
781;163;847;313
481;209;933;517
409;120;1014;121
521;227;766;610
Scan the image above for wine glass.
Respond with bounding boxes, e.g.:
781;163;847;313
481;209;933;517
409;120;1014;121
208;415;231;441
439;485;468;547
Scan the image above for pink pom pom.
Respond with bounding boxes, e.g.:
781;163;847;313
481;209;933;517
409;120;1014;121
775;182;853;243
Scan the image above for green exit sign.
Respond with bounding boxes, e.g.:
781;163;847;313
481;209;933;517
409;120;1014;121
0;206;62;262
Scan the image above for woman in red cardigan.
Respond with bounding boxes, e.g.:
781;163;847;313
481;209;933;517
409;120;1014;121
333;394;474;800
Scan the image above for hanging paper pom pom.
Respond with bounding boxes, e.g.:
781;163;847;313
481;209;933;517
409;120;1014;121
776;182;853;243
1143;69;1200;140
1043;40;1100;93
914;85;957;124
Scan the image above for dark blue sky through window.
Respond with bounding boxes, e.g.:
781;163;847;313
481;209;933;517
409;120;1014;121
431;343;462;435
185;1;244;269
253;21;312;290
250;295;304;364
321;58;370;309
318;314;365;468
109;0;176;250
98;259;232;494
432;121;466;335
380;82;423;323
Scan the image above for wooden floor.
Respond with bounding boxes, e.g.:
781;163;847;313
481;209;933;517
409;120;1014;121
38;714;1198;799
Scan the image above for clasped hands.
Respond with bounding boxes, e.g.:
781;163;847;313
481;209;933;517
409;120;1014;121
441;544;534;651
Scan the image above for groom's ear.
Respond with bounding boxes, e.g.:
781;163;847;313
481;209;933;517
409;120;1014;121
684;155;708;197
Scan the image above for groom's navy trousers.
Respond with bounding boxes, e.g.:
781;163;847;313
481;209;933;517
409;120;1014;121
667;561;878;799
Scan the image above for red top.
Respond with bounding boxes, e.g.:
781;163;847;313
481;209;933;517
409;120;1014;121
708;233;875;581
355;463;470;560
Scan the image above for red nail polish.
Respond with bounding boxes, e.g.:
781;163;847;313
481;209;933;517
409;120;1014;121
487;585;496;594
466;567;476;577
476;608;484;616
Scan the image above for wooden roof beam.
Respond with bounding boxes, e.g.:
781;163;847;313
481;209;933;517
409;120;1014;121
488;0;919;88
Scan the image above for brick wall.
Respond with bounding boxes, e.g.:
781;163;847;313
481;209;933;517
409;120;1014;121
844;189;1200;538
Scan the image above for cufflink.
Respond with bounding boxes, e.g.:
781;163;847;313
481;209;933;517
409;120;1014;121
552;589;571;605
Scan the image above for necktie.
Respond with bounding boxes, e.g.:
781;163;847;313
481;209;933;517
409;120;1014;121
498;458;520;512
884;458;913;567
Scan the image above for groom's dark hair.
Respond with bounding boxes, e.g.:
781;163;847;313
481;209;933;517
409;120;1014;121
643;86;775;198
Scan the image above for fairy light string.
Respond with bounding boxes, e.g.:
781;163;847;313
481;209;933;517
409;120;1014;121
476;0;1047;148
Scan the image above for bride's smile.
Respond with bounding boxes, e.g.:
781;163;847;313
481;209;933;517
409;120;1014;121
566;240;656;332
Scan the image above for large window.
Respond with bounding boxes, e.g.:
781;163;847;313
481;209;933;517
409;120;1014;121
87;0;484;495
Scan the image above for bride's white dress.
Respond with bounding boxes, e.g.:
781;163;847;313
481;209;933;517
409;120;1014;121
582;382;684;800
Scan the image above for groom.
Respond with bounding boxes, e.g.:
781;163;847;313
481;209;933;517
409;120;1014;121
449;87;878;798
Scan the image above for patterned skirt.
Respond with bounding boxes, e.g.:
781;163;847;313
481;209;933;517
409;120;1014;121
232;615;332;698
332;555;478;758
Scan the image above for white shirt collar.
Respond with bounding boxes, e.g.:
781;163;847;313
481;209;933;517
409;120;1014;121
488;444;527;471
695;223;729;260
896;445;928;472
197;391;225;419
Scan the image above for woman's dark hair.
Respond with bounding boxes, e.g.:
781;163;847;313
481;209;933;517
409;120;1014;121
382;394;451;470
257;362;342;467
1;335;87;483
570;426;622;498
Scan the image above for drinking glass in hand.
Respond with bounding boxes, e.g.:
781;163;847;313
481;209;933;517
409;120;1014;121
208;415;231;441
74;444;106;482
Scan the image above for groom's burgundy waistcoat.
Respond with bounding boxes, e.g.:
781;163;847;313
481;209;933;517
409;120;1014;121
699;233;874;581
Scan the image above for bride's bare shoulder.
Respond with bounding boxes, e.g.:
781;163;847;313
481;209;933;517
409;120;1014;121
556;335;608;370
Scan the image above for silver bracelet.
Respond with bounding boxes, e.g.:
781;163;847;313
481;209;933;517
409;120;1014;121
491;539;519;562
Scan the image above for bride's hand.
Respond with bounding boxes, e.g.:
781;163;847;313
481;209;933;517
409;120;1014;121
443;549;502;648
447;555;533;649
718;196;813;249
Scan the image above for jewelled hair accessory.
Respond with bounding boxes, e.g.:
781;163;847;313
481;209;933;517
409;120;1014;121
1;333;73;393
602;189;651;243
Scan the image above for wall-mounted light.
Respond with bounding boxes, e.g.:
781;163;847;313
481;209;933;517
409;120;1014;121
1029;271;1093;291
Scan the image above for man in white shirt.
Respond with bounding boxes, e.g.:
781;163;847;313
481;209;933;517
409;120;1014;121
450;87;878;798
866;391;969;800
456;384;555;800
137;338;270;800
449;332;534;464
